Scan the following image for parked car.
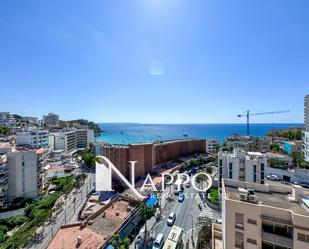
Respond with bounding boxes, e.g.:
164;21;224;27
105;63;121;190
266;174;280;181
178;192;185;202
167;212;176;226
153;233;164;249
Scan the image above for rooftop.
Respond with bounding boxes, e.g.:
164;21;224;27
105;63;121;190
47;224;104;249
225;185;309;216
89;198;137;239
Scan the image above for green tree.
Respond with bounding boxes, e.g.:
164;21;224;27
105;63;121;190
0;125;9;135
139;204;156;248
82;149;97;168
110;234;130;249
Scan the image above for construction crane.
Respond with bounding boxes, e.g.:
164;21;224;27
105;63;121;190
237;110;290;136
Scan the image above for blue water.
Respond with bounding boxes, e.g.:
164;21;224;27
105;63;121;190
96;123;303;144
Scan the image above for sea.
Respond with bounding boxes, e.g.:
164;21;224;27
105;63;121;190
95;123;303;145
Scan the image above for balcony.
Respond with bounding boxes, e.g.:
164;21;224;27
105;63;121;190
262;231;293;248
0;155;7;164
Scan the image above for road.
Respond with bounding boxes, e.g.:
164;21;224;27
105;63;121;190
132;177;221;249
24;172;95;249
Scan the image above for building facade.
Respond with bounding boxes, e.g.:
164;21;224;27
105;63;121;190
0;153;8;207
225;135;271;153
100;139;206;180
218;149;294;193
49;131;77;153
0;112;16;128
16;128;49;148
304;95;309;162
7;149;38;200
215;179;309;249
206;139;219;153
283;141;302;155
43;113;59;127
76;129;94;148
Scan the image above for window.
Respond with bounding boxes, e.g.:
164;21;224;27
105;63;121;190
235;231;244;248
253;174;257;182
229;171;233;179
247;238;257;244
253;165;257;173
235;213;244;229
298;233;309;243
219;159;223;167
247;219;257;225
229;162;233;170
261;163;264;171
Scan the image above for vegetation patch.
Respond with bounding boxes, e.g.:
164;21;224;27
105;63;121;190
208;188;219;206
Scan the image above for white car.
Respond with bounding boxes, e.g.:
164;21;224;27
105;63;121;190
266;174;280;181
167;212;176;226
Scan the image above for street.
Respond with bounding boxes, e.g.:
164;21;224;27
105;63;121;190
132;177;221;249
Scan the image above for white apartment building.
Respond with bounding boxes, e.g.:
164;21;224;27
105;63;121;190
304;95;309;162
6;149;38;200
0;112;16;128
218;149;267;190
76;129;94;148
43;113;59;127
213;179;309;249
0;153;8;207
49;131;77;153
16;128;49;148
218;149;293;191
21;116;38;125
206;139;219;153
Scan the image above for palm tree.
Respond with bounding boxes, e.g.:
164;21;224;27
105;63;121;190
139;203;156;248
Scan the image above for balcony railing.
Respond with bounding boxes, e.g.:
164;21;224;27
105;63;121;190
262;231;293;248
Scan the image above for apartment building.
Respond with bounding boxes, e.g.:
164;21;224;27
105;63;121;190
49;131;77;153
0;153;8;207
36;148;50;194
218;149;293;190
43;113;59;127
283;141;302;155
214;179;309;249
218;149;267;191
21;116;38;125
206;139;219;153
76;129;94;148
304;95;309;162
6;148;38;200
225;135;271;153
16;128;49;148
0;112;16;128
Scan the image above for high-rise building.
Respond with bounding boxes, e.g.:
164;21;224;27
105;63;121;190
21;116;38;126
213;179;309;249
0;153;8;208
0;112;16;128
304;95;309;162
6;148;38;200
76;129;94;148
16;128;49;148
49;131;77;153
43;113;59;127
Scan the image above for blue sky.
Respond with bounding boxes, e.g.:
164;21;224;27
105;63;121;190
0;0;308;123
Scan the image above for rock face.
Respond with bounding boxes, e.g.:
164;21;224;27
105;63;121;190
100;139;206;180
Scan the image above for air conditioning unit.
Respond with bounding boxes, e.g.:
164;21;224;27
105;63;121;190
248;195;257;202
240;193;248;201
